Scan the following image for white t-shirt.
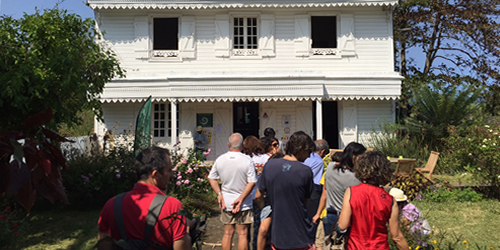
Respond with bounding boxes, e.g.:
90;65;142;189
250;154;271;199
208;151;257;211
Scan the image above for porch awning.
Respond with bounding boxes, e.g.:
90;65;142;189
99;72;402;103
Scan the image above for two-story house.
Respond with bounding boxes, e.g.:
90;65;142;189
86;0;401;161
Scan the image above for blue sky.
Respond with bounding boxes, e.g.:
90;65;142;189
0;0;93;19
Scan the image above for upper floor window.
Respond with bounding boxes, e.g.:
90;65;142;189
153;18;179;58
233;17;258;56
311;16;337;55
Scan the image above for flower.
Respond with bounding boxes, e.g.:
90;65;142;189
482;145;487;148
463;241;468;244
176;181;182;186
12;224;18;228
485;125;490;128
197;178;202;181
0;214;7;220
184;180;190;185
116;173;121;178
416;246;420;250
177;175;182;180
466;246;469;249
182;159;188;164
13;231;18;236
490;247;494;250
173;167;177;171
5;206;11;211
194;163;199;168
187;168;194;174
432;240;437;244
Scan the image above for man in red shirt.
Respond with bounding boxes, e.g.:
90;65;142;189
97;146;192;250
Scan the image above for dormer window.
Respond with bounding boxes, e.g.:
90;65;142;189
153;18;179;58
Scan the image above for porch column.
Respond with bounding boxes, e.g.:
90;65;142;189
171;101;178;146
316;99;323;140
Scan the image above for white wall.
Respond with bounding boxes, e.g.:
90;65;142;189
97;6;393;76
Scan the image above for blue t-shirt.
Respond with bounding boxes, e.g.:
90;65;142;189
257;158;315;249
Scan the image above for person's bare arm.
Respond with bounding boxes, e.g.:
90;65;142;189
389;201;409;250
208;178;225;210
338;188;352;231
97;232;114;250
313;184;327;224
173;234;193;250
255;188;265;210
231;182;256;213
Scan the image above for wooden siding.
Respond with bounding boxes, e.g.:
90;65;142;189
97;6;393;75
357;99;394;146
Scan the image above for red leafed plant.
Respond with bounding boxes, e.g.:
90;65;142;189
0;108;71;212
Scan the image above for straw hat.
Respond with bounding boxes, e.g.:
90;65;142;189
196;126;203;132
389;188;408;202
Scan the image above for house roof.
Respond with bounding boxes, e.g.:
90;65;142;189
85;0;398;10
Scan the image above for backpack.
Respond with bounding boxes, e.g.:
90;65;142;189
113;192;173;250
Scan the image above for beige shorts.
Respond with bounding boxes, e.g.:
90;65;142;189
220;209;254;225
315;221;325;249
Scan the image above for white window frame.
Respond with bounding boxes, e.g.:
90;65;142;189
230;12;261;59
149;15;182;61
152;102;179;139
309;12;341;59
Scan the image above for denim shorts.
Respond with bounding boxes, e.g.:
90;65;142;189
260;205;272;221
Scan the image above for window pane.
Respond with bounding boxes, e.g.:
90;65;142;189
160;121;165;128
153;18;179;50
154;121;158;128
160;130;165;137
154;104;159;111
311;16;337;48
154;130;159;137
160;104;165;111
160;113;165;119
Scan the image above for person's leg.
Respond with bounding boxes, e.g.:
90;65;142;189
315;218;324;250
222;224;235;250
236;224;250;250
253;204;262;250
323;213;338;237
257;217;271;250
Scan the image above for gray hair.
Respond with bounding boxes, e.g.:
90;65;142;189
315;139;329;153
229;133;243;150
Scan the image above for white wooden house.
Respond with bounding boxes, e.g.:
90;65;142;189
86;0;401;160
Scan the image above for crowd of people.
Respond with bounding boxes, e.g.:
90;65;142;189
96;128;430;250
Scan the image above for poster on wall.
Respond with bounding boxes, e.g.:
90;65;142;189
197;113;213;127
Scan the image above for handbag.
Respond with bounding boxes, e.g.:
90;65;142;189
324;219;348;250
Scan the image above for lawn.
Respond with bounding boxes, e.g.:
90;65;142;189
10;198;500;249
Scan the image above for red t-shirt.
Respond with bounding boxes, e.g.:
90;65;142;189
98;183;187;248
348;183;393;250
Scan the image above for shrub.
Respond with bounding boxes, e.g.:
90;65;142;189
390;173;431;200
0;201;24;248
441;122;500;194
424;185;483;203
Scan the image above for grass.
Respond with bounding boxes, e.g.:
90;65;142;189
13;209;99;250
9;194;500;249
412;199;500;248
433;174;476;185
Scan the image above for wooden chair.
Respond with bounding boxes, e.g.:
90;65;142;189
415;151;440;182
394;159;416;177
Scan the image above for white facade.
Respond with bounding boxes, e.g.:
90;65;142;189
88;0;401;159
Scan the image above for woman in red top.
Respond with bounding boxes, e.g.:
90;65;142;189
338;151;409;250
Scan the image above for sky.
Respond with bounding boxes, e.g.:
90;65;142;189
0;0;94;19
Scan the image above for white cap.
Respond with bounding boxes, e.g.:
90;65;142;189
389;188;408;202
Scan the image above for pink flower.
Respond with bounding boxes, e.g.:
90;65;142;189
177;175;182;180
12;224;18;228
197;178;202;181
176;181;182;186
182;159;188;164
184;180;190;185
203;151;209;156
173;167;177;171
5;206;11;211
13;231;18;236
0;214;7;220
194;163;199;168
207;148;212;153
187;168;193;174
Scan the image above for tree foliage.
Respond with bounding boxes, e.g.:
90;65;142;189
0;9;124;211
394;0;500;106
0;8;124;132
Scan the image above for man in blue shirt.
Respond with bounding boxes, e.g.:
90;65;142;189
257;131;316;250
303;139;329;235
193;126;207;154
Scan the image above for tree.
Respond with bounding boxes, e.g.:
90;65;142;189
394;0;500;114
0;9;124;211
0;8;124;132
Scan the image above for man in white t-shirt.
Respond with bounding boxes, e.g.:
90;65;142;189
208;133;257;250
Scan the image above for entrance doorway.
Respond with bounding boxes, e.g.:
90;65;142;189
313;101;339;149
233;102;259;139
